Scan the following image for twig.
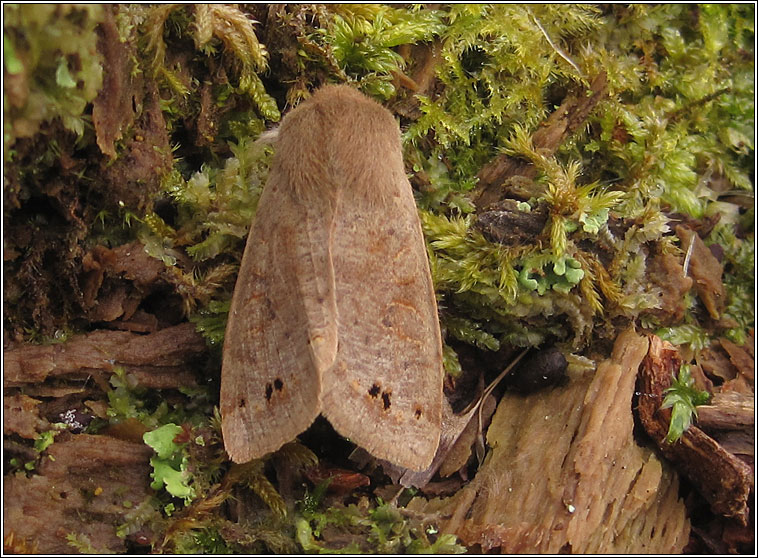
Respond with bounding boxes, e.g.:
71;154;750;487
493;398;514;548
528;10;584;77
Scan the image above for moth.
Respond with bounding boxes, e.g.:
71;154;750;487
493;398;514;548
220;85;443;471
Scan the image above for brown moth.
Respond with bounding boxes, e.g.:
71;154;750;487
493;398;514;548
220;85;443;471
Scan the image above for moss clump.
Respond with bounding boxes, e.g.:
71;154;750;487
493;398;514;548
407;3;753;352
3;4;104;152
142;4;279;123
296;497;466;554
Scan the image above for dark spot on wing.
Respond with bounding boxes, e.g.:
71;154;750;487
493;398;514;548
381;392;391;410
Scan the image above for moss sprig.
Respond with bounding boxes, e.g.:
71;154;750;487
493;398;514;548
324;4;446;99
142;4;279;121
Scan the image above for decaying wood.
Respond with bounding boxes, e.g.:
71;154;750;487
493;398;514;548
719;336;754;381
3;324;206;443
472;71;608;210
637;335;753;525
3;324;209;553
409;328;690;553
697;391;754;433
4;322;206;390
698;340;739;383
475;199;549;246
81;241;174;329
3;394;48;439
92;4;140;159
697;389;754;464
645;251;694;325
3;434;155;553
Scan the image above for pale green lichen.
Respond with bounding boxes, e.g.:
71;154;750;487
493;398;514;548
144;424;196;502
518;254;584;295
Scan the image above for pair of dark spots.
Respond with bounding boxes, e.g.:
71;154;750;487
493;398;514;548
368;383;390;410
265;378;285;401
367;382;424;420
238;378;285;409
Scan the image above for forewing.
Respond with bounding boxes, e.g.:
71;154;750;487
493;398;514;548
321;136;444;471
220;168;337;463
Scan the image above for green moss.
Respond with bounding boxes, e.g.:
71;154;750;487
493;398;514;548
172;527;232;554
295;498;466;554
661;364;711;443
65;533;104;554
445;315;500;352
325;5;445;99
579;4;753;216
142;4;279;123
707;224;755;345
411;3;753;352
3;4;104;153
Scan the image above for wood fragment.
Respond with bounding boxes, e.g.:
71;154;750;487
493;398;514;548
4;323;206;389
637;335;753;525
475;199;548;245
697;391;754;432
413;328;690;553
92;4;140;158
644;251;693;325
3;434;154;553
719;337;754;381
675;226;726;320
3;394;48;439
698;341;738;383
303;465;370;494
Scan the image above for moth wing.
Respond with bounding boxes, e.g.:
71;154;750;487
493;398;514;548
320;102;443;471
221;159;338;463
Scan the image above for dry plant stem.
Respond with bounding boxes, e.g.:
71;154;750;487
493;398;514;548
473;71;608;210
528;10;583;76
384;351;528;488
474;348;530;464
637;335;753;525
